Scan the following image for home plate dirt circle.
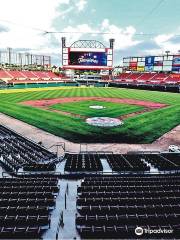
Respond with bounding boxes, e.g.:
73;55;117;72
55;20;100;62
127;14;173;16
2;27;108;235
89;105;106;109
86;117;124;127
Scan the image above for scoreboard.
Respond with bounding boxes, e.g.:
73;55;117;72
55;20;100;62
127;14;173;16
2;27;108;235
62;47;113;70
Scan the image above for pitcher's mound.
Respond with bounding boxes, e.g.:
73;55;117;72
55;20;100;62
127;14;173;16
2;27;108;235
89;105;106;109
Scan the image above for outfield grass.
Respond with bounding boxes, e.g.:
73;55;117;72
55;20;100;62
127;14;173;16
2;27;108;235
0;87;179;143
50;100;144;118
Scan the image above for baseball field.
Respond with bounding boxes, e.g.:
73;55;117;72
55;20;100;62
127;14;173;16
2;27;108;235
0;86;179;143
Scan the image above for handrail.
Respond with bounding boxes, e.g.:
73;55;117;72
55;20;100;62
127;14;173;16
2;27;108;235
2;170;180;179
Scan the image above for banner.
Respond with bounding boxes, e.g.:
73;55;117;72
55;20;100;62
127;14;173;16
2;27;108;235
129;66;137;71
137;66;145;72
145;56;155;66
154;66;163;72
145;65;153;71
172;55;180;66
154;60;163;66
129;61;137;67
172;66;180;72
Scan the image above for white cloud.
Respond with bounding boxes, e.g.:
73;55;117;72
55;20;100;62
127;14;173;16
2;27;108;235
154;34;174;45
58;6;74;19
75;0;87;12
154;33;180;54
0;0;69;50
60;24;94;46
143;49;164;56
101;19;141;50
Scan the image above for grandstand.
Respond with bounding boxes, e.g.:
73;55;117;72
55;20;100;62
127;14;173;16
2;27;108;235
0;124;180;239
114;72;180;85
0;70;63;82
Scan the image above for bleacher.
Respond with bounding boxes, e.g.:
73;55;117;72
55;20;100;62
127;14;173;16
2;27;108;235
0;125;56;173
76;174;180;239
106;153;150;172
114;72;180;85
64;153;151;172
64;153;103;172
144;153;180;171
1;124;180;238
0;176;59;239
0;70;62;83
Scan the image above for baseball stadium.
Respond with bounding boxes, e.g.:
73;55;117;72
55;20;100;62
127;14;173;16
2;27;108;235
0;0;180;239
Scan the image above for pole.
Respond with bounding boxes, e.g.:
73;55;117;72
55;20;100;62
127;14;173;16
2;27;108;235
65;193;67;209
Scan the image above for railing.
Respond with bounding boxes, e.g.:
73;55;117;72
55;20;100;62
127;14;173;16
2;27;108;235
2;170;180;179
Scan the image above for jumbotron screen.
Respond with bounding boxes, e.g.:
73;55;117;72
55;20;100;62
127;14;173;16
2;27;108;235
69;51;107;66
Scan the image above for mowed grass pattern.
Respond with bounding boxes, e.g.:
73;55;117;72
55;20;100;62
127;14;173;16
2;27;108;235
50;100;144;118
0;87;179;143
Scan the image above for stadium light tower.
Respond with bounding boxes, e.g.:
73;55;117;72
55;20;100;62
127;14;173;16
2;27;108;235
7;47;12;65
165;50;170;56
109;39;115;79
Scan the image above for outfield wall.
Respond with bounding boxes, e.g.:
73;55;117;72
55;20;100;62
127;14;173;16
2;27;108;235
2;82;77;90
0;82;107;90
110;82;180;93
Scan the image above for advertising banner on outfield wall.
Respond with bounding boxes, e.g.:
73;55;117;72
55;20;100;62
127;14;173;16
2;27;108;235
129;66;137;71
163;60;172;66
164;55;173;61
154;66;163;72
172;55;180;66
129;61;137;67
172;66;180;72
155;56;163;61
137;66;145;71
137;61;145;67
154;60;163;66
145;56;155;66
123;58;130;63
163;66;172;71
145;65;153;71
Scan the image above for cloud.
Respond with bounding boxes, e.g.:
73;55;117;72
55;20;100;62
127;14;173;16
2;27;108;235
58;6;74;19
59;24;94;46
154;34;174;45
154;33;180;54
100;19;141;50
56;19;141;51
0;0;70;65
0;24;9;32
75;0;87;12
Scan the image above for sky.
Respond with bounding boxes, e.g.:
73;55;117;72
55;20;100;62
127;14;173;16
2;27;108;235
0;0;180;65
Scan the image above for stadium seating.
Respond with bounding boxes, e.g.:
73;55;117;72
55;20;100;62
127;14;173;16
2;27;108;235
1;124;180;239
76;174;180;239
106;153;150;172
64;153;103;172
0;70;13;79
144;153;180;171
64;152;180;172
0;70;62;83
0;125;56;173
0;176;59;239
64;153;150;172
114;72;180;85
